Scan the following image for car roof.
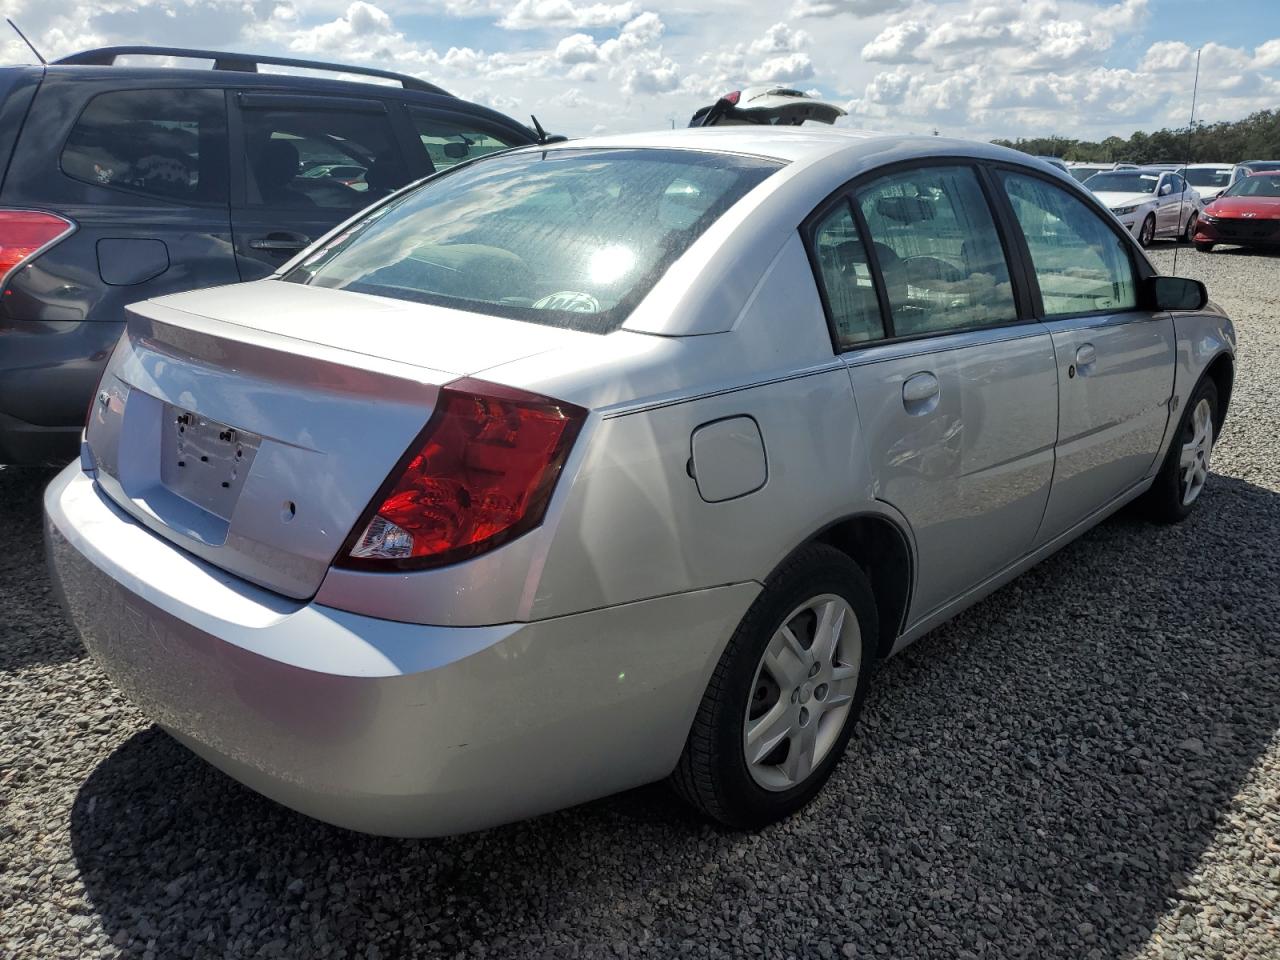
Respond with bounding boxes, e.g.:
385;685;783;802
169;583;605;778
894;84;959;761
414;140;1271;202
528;127;1033;167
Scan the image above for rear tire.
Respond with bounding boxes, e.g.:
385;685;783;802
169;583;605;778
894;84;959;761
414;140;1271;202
1138;214;1156;248
1195;241;1215;253
671;544;878;829
1143;377;1219;524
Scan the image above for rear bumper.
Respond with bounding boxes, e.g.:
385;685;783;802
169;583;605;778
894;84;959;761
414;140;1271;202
45;464;757;836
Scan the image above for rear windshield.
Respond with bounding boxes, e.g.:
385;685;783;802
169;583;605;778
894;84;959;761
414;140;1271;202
1185;167;1231;188
285;147;783;333
1083;171;1159;193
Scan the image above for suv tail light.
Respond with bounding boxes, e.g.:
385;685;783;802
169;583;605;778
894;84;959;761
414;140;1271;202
339;379;587;570
0;210;75;290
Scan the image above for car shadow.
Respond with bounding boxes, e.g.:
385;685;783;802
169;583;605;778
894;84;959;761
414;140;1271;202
0;464;83;671
68;474;1280;958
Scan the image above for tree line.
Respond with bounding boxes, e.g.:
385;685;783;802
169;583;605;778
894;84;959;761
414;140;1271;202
992;108;1280;164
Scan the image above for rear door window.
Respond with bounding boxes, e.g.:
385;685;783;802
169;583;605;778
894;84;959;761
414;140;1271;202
855;165;1017;337
408;110;520;172
239;99;409;208
61;88;228;204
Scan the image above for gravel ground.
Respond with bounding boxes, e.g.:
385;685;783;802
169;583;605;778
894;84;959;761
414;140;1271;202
2;246;1278;960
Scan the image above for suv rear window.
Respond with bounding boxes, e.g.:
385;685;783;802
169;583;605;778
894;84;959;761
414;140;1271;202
61;89;228;203
285;148;782;333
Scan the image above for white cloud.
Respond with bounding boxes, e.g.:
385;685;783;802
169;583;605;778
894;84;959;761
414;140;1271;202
555;32;600;64
1141;41;1193;74
1255;38;1280;70
861;21;926;63
1094;0;1148;31
791;0;908;19
750;53;815;84
864;70;910;105
498;0;639;30
687;20;819;99
749;22;810;56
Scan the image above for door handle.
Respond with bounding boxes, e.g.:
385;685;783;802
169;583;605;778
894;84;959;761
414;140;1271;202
902;371;940;415
1075;343;1097;367
248;233;309;252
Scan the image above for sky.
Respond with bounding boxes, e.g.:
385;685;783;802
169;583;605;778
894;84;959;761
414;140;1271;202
2;0;1278;142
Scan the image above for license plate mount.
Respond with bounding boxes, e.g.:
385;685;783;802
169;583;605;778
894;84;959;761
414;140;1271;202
159;407;261;521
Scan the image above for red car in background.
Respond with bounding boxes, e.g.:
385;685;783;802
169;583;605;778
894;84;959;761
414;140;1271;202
1195;170;1280;252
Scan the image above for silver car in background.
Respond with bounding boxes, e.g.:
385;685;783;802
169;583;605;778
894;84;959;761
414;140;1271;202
46;129;1235;836
1084;167;1203;246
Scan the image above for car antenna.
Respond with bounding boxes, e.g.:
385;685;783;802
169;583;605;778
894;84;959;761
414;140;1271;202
530;114;550;145
1172;47;1201;280
6;18;46;64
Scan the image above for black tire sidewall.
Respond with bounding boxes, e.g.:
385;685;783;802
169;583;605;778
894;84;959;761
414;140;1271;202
1147;377;1219;523
704;546;878;827
1140;214;1156;247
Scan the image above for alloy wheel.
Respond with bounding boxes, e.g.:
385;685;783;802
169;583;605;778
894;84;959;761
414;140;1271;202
1140;216;1155;246
743;594;861;791
1179;397;1214;506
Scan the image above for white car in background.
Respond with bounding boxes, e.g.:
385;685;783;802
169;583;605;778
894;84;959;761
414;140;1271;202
690;86;847;127
1181;164;1234;200
1068;162;1137;183
1083;167;1202;247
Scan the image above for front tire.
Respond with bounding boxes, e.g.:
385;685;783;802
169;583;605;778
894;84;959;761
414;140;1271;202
1195;241;1215;253
1183;211;1198;243
1138;214;1156;248
1143;377;1219;524
671;544;877;829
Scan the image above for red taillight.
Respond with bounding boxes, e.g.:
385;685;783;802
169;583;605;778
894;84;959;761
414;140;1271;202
0;210;75;289
339;379;587;570
722;90;741;105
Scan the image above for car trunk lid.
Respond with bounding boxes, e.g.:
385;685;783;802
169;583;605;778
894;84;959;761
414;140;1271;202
85;281;588;599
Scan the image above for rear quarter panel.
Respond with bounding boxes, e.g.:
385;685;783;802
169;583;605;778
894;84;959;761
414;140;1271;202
1163;305;1236;453
530;366;873;618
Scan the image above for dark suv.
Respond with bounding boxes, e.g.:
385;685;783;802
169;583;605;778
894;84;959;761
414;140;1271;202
0;46;539;464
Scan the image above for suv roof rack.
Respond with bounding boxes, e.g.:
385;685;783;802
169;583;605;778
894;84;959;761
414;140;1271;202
52;46;451;96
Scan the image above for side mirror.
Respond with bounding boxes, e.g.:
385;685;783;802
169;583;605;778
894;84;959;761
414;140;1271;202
1144;275;1207;311
1159;182;1173;195
443;142;470;160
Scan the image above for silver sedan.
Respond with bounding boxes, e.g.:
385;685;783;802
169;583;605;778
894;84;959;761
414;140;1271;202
46;129;1236;836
